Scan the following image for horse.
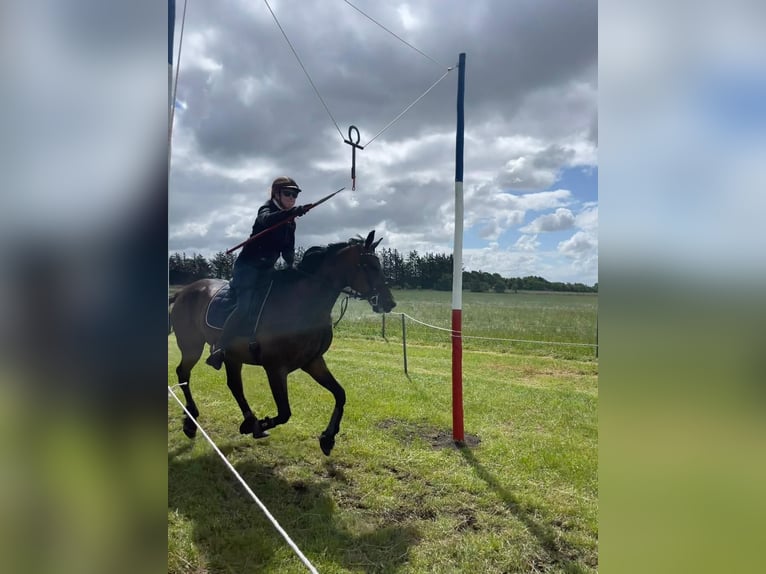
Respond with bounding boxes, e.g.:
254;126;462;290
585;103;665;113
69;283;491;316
168;230;396;455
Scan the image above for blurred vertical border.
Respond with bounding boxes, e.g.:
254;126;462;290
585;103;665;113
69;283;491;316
0;1;168;572
600;1;766;573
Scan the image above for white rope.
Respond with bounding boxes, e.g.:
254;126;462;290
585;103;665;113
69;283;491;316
389;312;599;349
392;311;452;333
167;384;319;574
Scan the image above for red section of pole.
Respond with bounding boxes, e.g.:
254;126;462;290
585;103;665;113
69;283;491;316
451;308;464;442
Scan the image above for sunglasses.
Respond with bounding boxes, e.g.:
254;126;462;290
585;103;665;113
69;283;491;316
280;189;299;198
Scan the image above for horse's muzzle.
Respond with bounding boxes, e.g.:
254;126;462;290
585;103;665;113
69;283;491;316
373;299;396;314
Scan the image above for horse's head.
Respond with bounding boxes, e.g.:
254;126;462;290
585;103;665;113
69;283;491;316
341;230;396;313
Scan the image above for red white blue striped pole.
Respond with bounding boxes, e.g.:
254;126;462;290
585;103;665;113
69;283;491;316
452;53;466;443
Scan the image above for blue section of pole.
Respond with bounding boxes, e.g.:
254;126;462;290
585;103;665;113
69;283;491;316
455;53;466;183
169;0;176;66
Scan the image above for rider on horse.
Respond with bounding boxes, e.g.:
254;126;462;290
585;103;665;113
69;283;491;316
206;176;309;370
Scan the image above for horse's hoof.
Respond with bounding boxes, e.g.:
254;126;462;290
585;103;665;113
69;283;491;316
183;418;197;439
239;415;256;435
319;433;335;456
252;418;270;439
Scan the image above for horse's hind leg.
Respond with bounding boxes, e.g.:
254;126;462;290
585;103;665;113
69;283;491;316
302;356;346;456
224;360;269;439
260;367;292;432
176;335;205;439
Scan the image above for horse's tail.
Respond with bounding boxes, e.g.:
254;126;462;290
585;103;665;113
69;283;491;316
168;292;178;335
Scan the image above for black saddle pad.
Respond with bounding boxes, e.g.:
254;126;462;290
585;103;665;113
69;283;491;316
205;283;236;330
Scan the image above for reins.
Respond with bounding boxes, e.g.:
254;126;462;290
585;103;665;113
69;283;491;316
291;244;381;328
333;294;350;328
286;265;353;329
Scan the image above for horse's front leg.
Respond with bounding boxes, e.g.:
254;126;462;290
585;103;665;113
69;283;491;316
301;356;346;456
224;359;269;438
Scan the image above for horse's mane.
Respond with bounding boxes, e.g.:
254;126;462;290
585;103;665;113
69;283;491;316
271;237;365;288
296;237;365;275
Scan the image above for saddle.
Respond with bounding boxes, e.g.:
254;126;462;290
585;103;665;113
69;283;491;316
205;281;275;336
205;283;236;330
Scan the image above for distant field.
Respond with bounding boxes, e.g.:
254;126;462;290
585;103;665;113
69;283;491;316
168;287;598;573
331;288;598;361
169;285;599;361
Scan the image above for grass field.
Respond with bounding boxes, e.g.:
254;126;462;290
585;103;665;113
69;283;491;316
334;288;598;361
168;289;598;573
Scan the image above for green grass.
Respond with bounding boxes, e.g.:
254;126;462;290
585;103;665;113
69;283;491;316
168;290;598;573
334;288;598;361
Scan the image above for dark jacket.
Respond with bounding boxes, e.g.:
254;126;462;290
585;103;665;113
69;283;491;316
238;199;296;269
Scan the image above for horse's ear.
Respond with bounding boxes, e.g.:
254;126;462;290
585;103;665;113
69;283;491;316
364;230;375;250
372;237;383;250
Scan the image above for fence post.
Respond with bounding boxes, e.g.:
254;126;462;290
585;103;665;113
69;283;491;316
401;314;408;376
595;310;599;359
382;313;386;340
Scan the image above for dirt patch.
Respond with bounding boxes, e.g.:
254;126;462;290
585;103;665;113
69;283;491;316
378;418;481;449
455;507;480;531
382;505;437;523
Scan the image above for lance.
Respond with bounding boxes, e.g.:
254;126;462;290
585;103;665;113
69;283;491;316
226;187;345;254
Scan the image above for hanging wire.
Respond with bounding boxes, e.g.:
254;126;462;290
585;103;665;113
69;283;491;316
343;0;448;70
263;0;345;141
363;66;454;148
170;0;189;147
262;0;456;153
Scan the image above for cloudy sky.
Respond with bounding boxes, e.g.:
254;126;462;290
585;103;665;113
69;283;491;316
169;0;598;285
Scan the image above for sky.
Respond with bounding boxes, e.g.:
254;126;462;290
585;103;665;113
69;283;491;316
169;0;598;285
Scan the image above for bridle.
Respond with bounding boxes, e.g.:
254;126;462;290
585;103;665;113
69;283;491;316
341;250;382;308
293;242;388;328
334;251;382;328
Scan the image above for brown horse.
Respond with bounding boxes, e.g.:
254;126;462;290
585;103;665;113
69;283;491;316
169;230;396;455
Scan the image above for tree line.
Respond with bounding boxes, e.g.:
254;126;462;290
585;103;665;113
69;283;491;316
169;247;597;293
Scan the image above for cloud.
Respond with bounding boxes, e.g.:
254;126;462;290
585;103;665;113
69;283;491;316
559;230;597;255
515;234;540;252
497;145;576;190
169;0;598;283
557;229;598;282
575;204;598;231
521;208;576;233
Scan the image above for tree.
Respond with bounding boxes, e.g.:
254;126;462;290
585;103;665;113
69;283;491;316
434;273;452;291
168;251;212;284
490;272;506;293
190;254;211;280
169;247;598;292
404;250;421;288
210;251;235;279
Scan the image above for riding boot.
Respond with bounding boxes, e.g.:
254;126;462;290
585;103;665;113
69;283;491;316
206;306;243;370
245;281;271;362
205;348;225;370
